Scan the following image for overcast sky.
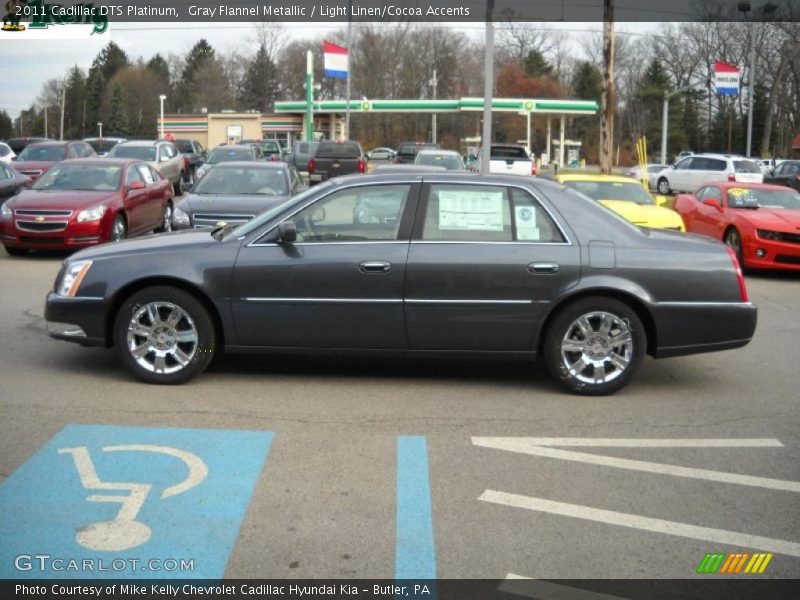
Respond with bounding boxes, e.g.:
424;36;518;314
2;20;654;121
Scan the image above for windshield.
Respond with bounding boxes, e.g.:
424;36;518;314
416;154;464;170
728;187;800;209
207;148;253;164
17;145;67;162
86;139;121;153
193;167;289;196
109;145;156;161
31;164;121;191
229;181;332;238
565;181;654;205
0;144;12;157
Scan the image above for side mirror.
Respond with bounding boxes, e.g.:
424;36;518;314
277;220;297;243
160;155;169;162
127;180;146;191
703;197;722;210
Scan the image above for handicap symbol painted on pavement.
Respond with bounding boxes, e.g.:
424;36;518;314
0;424;273;579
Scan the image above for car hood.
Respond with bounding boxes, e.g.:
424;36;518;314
179;193;290;214
599;199;684;228
12;161;58;172
71;229;221;262
733;207;800;230
8;189;119;210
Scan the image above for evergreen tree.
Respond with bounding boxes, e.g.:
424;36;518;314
0;109;13;140
85;69;105;133
147;54;170;86
176;40;216;112
107;82;129;136
92;41;130;83
523;50;553;79
64;66;87;139
239;44;279;113
571;61;602;100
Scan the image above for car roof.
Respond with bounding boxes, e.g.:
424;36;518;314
57;158;139;166
117;140;169;147
210;144;253;151
417;149;459;155
210;161;286;170
25;141;72;148
556;173;644;185
716;181;797;191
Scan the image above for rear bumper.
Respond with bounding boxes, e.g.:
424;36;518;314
649;301;757;358
44;293;107;346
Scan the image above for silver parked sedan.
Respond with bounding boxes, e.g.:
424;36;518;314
44;173;756;395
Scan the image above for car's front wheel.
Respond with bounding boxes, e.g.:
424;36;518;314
113;286;216;384
657;177;671;195
725;228;745;269
544;297;646;395
156;202;173;233
110;214;127;242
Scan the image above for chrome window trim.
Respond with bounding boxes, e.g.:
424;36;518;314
656;301;755;308
409;240;569;247
246;178;572;247
248;240;408;247
405;299;533;305
243;297;403;304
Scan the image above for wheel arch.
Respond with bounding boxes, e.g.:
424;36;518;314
104;276;225;350
536;287;658;357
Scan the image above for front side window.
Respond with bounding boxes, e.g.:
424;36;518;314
674;158;693;170
126;165;144;186
0;164;11;180
291;184;411;242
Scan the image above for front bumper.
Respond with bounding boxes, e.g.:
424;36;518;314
743;237;800;271
44;293;107;346
1;219;106;250
650;301;757;358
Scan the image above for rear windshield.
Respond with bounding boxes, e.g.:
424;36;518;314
86;139;121;153
490;146;529;159
416;154;464;170
109;145;157;161
207;147;254;164
398;143;437;157
17;145;67;162
316;142;361;158
733;160;761;174
175;140;195;153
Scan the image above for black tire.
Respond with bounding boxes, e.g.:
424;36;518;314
543;296;646;396
156;201;173;233
725;228;745;270
656;177;671;195
110;213;127;242
4;246;28;257
113;286;216;385
173;174;184;196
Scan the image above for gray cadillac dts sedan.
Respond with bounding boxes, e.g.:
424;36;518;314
44;173;757;395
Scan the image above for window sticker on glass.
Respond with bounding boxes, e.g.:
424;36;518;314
728;188;759;208
515;205;540;240
438;190;505;231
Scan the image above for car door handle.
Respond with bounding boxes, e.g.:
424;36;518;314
528;262;560;274
359;260;392;274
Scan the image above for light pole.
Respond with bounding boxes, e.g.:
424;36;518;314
159;94;167;139
98;122;103;138
431;68;438;145
661;86;691;165
739;1;777;157
480;0;495;175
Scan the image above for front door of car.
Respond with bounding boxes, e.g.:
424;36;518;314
230;183;419;348
669;157;695;191
137;164;164;229
404;183;581;351
122;165;148;234
692;185;725;238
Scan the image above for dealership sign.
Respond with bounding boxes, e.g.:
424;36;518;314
714;61;740;95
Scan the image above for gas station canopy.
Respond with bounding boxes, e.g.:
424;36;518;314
274;98;598;115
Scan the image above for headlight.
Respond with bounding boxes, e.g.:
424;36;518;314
76;205;106;222
172;206;191;227
57;260;93;297
0;203;11;220
757;229;783;241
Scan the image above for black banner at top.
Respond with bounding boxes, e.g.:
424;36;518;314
5;0;800;24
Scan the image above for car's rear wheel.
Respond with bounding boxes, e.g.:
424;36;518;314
113;286;216;384
725;228;745;269
4;246;28;257
174;175;184;196
156;202;173;233
657;177;671;195
544;297;646;395
110;214;127;242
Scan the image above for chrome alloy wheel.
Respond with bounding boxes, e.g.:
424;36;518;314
125;301;198;374
162;204;173;232
560;311;633;385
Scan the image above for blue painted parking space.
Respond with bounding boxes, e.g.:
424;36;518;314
0;424;273;579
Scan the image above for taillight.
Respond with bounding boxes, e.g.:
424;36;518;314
726;245;749;302
728;173;736;181
270;155;279;162
183;157;190;171
358;158;366;173
395;156;402;164
795;175;800;182
308;158;316;174
531;162;537;176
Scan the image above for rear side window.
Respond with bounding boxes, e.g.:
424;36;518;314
490;146;529;159
316;142;362;158
695;158;726;171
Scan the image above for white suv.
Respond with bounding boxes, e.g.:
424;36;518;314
655;154;763;194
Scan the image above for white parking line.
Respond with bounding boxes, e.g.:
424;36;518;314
480;490;800;557
473;438;784;448
471;438;800;493
500;575;631;600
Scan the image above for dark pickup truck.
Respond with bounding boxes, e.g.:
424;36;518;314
308;141;366;183
174;139;206;185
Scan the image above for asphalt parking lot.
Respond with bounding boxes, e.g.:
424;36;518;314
0;251;798;581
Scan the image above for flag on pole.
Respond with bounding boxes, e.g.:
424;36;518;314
323;41;348;79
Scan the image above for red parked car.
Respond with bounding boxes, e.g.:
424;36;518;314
12;140;96;183
0;159;174;256
673;181;800;271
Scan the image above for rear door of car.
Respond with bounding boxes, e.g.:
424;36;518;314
231;182;420;348
404;180;580;351
691;157;727;189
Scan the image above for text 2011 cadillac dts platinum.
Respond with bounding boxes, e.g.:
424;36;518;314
44;173;757;395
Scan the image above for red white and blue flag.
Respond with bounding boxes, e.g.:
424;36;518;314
714;60;740;96
323;41;348;79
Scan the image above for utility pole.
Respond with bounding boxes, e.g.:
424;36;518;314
43;104;48;138
480;0;494;175
59;84;66;141
305;51;314;141
345;0;352;140
431;68;437;145
661;86;691;165
599;0;615;174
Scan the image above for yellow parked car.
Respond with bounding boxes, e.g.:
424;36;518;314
554;174;685;231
